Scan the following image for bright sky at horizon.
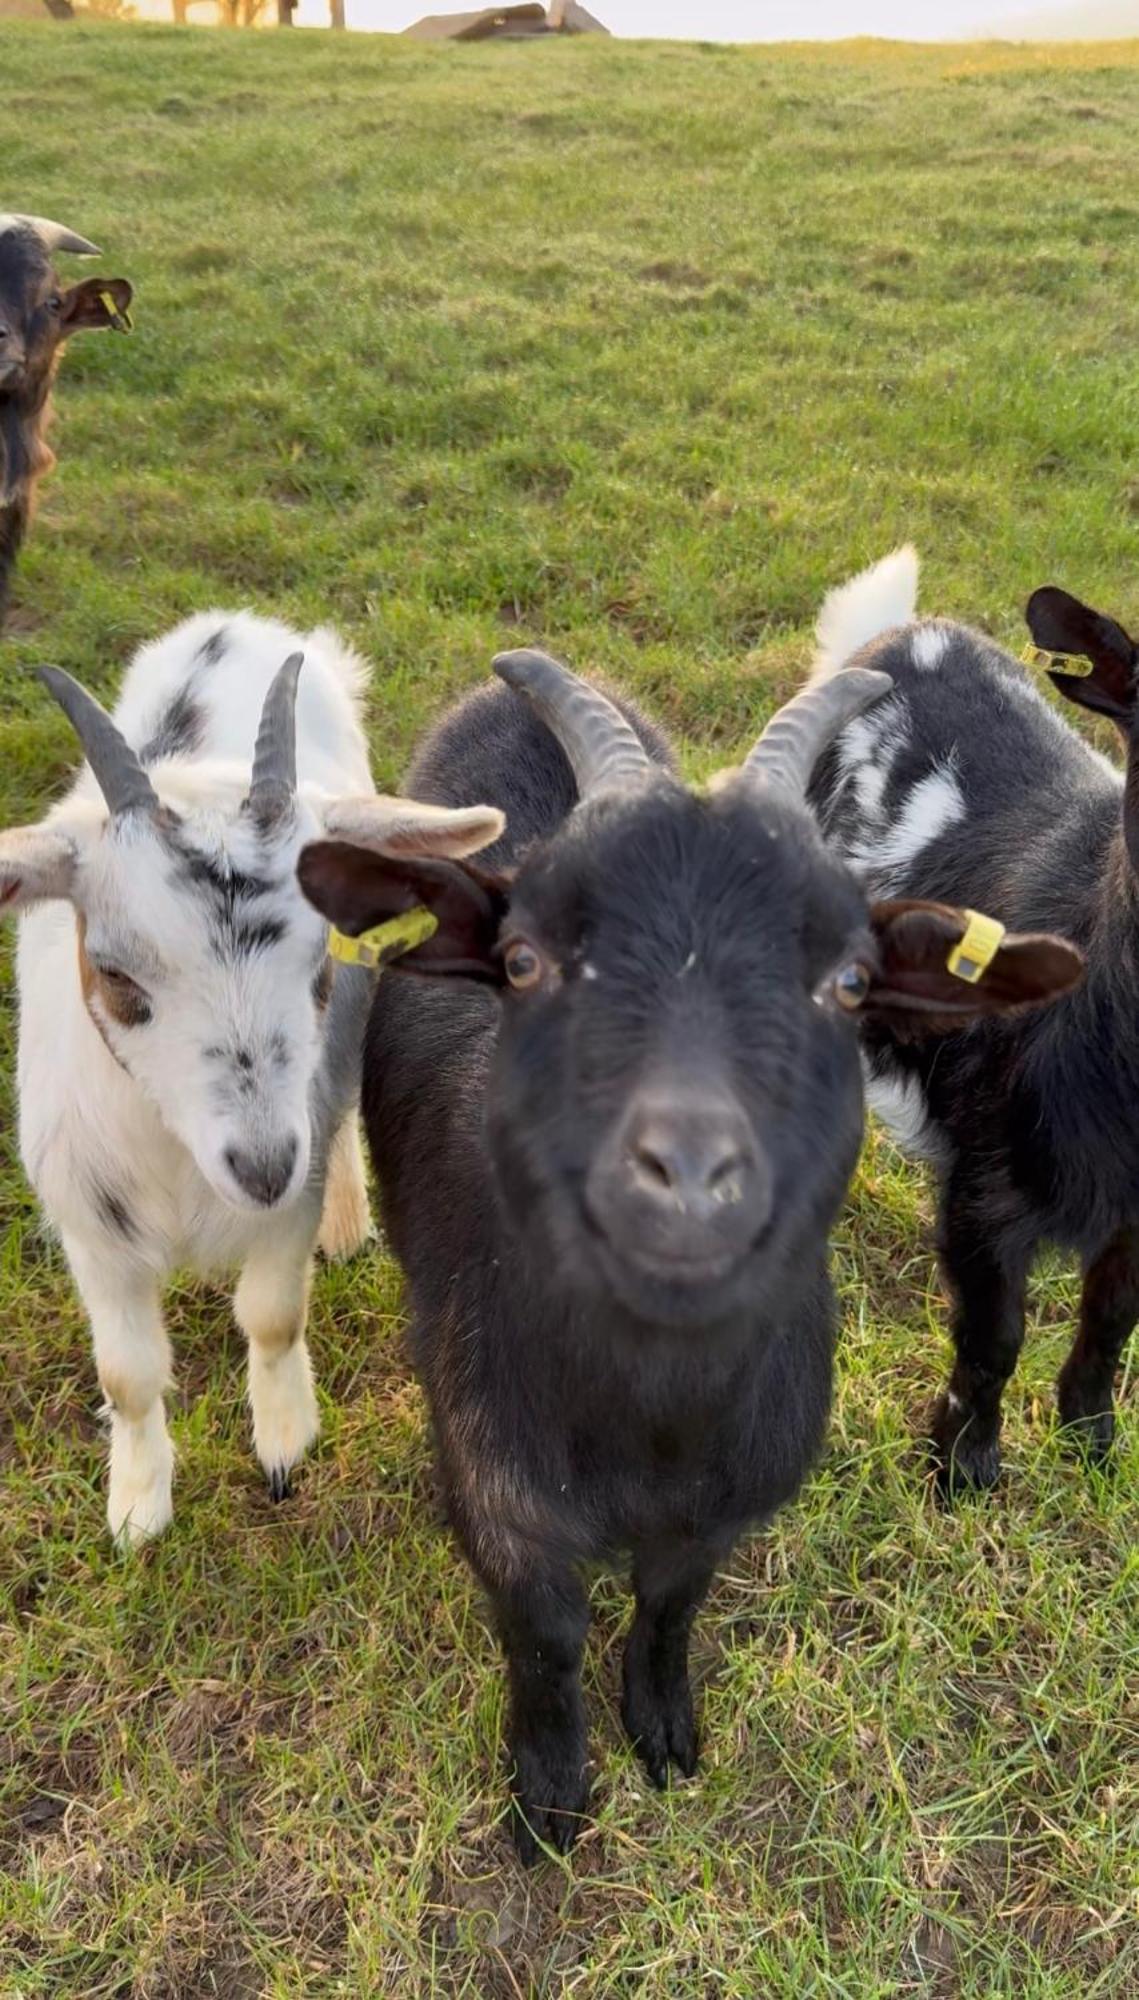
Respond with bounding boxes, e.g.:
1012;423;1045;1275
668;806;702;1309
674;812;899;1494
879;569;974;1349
286;0;1031;35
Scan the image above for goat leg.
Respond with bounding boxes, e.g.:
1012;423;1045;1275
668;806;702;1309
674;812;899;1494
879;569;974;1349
1059;1225;1139;1464
489;1564;590;1864
65;1232;174;1545
930;1175;1030;1498
622;1534;725;1788
234;1204;320;1500
0;493;29;626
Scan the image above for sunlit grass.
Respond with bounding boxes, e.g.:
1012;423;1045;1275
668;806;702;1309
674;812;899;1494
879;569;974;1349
2;20;1138;1994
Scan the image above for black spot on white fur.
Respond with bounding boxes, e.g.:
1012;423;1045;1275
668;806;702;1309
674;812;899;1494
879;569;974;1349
140;688;204;765
92;1178;137;1241
197;628;228;668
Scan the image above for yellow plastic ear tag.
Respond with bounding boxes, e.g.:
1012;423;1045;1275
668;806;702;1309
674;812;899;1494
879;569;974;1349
947;909;1006;985
329;906;438;970
101;291;133;333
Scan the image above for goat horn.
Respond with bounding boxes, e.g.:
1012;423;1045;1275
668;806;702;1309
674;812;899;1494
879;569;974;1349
39;667;160;817
247;652;303;832
4;214;102;257
735;667;895;803
493;647;653;801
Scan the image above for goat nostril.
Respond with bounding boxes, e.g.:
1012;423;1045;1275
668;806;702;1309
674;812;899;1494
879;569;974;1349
624;1116;757;1213
631;1144;674;1192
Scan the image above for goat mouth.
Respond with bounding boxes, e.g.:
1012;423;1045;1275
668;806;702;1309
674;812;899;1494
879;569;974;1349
581;1205;763;1309
620;1243;740;1285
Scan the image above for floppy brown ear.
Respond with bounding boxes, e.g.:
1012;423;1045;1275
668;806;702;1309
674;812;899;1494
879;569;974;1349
1025;585;1138;726
858;899;1084;1038
59;278;133;335
297;842;512;983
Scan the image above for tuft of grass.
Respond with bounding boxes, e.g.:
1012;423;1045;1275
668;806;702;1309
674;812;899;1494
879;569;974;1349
2;22;1138;1995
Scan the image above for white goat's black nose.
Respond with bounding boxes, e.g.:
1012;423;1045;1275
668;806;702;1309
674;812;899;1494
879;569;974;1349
626;1104;757;1225
224;1138;298;1207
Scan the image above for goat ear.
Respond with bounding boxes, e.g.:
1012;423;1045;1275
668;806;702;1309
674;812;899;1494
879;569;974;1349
319;793;505;861
297;841;512;983
1025;586;1138;724
58;278;133;334
859;899;1084;1037
0;826;78;910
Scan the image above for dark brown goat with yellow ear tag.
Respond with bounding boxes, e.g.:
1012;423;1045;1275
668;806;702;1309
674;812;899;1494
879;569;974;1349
0;213;133;624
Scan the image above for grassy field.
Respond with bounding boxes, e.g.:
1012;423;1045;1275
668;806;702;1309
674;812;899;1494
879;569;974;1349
2;20;1139;1995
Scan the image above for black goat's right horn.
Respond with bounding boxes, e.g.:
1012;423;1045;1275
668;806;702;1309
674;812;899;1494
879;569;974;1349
735;667;895;804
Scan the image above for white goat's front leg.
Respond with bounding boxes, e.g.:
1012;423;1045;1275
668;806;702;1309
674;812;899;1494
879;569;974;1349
64;1236;174;1547
318;1111;373;1261
234;1213;320;1500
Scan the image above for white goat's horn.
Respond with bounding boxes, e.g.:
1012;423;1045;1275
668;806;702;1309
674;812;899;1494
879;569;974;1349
1;214;102;257
247;653;303;832
39;667;160;817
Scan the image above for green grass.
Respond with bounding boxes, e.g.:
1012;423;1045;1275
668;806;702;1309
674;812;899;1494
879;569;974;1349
2;20;1139;1995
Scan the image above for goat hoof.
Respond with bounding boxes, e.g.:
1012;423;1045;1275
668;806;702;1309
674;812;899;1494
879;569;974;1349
930;1396;1001;1500
509;1732;590;1865
267;1466;293;1503
621;1677;699;1790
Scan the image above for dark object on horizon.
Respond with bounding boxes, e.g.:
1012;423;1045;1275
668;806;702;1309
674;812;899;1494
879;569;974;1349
0;0;74;16
0;214;133;627
296;648;1076;1862
403;0;608;40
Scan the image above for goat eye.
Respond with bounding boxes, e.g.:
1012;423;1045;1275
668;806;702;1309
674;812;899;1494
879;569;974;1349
46;294;62;314
504;940;544;991
91;962;152;1028
832;962;871;1011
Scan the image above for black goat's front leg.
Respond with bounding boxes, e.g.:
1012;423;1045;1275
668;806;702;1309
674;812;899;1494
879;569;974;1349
0;494;29;626
931;1179;1031;1498
489;1565;591;1864
1058;1226;1139;1464
621;1535;725;1790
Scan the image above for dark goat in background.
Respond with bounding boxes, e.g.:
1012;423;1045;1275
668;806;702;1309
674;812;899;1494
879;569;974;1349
298;650;1076;1860
808;548;1132;1498
0;214;132;624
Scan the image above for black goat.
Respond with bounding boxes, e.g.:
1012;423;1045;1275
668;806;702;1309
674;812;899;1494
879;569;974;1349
0;214;132;625
299;653;1076;1859
808;548;1123;1497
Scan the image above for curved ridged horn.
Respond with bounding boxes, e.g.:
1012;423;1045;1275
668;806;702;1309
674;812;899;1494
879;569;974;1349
737;667;895;802
247;653;303;832
2;214;101;257
39;666;160;817
493;647;652;801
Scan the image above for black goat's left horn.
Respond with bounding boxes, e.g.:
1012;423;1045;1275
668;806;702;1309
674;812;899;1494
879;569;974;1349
39;666;160;818
246;653;303;833
736;667;895;803
494;647;653;802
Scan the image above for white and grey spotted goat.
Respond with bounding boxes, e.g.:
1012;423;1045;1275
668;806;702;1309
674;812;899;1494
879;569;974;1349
4;613;502;1543
807;548;1108;1496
